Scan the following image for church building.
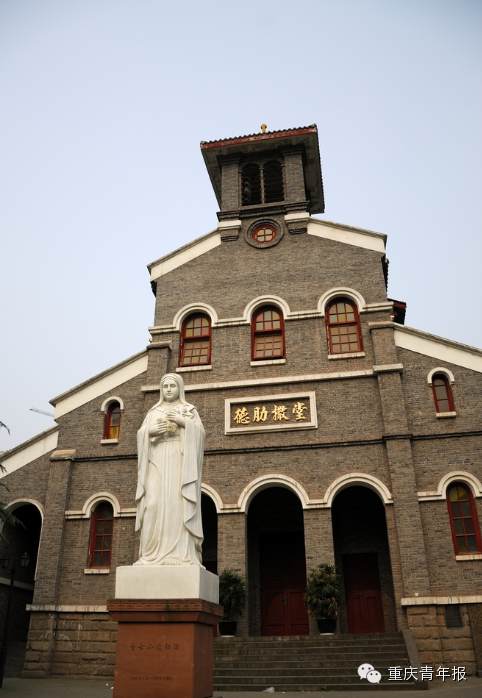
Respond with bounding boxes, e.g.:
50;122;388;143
1;125;481;682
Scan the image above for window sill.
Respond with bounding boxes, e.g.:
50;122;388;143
176;365;212;373
84;568;110;574
436;411;456;418
456;554;482;561
250;358;286;366
100;439;118;444
328;352;365;360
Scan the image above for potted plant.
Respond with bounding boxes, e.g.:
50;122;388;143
304;563;341;634
218;568;247;636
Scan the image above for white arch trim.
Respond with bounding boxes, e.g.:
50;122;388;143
172;303;219;331
201;483;224;513
427;368;455;386
81;492;122;518
323;473;393;507
237;474;310;513
242;295;291;322
418;471;482;501
100;396;125;412
5;498;45;519
317;288;366;316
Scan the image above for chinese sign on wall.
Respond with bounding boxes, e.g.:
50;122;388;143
225;392;317;434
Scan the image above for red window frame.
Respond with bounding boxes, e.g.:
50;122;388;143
432;374;455;413
89;502;114;568
180;313;212;367
326;298;363;355
447;483;482;555
253;224;277;244
103;402;121;440
251;306;285;361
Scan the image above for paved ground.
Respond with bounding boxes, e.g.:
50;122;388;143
1;676;480;697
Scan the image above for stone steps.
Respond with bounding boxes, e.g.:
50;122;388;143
214;632;421;692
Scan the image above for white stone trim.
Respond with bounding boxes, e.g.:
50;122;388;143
0;577;35;591
243;295;291;322
427;367;455;385
372;363;404;374
4;498;44;520
250;358;286;366
100;439;119;445
317;288;366;315
225;391;317;435
417;471;482;501
0;427;58;479
237;474;311;513
436;412;456;419
307;218;386;253
171;303;219;331
176;365;212;373
51;351;148;419
328;352;365;360
100;396;125;412
323;473;393;507
401;596;482;606
456;554;482;561
218;219;242;233
27;604;108;613
394;325;482;374
201;483;224;513
364;301;395;314
66;492;122;519
84;568;110;574
148;230;221;281
148;368;374;393
284;212;310;224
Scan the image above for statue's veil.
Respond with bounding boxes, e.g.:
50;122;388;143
152;373;192;411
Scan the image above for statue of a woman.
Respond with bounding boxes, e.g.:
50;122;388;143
134;373;205;566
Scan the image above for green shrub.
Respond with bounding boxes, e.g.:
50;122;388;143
304;563;341;619
219;568;247;621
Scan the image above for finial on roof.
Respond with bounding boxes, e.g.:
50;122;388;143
260;124;267;133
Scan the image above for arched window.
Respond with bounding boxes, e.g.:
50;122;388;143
180;313;212;366
432;374;455;413
104;402;121;440
447;483;482;555
326;298;363;354
89;502;114;568
263;161;284;203
242;164;262;205
252;306;285;360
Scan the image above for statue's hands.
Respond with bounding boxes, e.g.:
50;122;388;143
167;409;186;428
149;420;168;437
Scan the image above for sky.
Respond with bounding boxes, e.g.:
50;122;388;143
1;0;481;451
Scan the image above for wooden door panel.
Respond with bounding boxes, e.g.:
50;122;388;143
343;553;385;634
260;532;309;636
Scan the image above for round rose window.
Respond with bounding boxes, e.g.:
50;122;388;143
253;224;277;244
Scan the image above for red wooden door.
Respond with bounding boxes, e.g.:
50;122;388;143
343;553;385;634
260;532;309;636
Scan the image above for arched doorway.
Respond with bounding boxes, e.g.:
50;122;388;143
332;486;396;634
0;503;42;676
201;494;218;575
247;487;309;636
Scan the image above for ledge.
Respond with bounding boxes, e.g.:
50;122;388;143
328;352;365;360
372;363;404;374
100;439;118;445
176;365;212;373
436;411;456;419
250;358;286;366
27;604;108;613
456;554;482;561
84;568;110;575
401;595;482;606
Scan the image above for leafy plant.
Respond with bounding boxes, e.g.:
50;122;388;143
219;568;247;621
304;563;341;620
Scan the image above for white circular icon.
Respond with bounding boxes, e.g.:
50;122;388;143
367;670;382;684
357;663;374;679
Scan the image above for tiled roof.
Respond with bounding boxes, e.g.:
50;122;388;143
200;125;317;149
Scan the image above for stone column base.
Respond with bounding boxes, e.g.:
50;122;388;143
107;599;223;698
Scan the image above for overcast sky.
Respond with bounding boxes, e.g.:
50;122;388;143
1;0;481;451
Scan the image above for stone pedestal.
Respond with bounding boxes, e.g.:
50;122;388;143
108;567;222;698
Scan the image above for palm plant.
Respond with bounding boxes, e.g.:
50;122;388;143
219;568;247;621
304;563;341;619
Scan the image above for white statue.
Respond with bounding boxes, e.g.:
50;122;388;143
134;373;205;566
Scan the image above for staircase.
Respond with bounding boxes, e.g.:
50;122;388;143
214;633;424;691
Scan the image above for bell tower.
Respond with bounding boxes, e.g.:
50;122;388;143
200;125;325;223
